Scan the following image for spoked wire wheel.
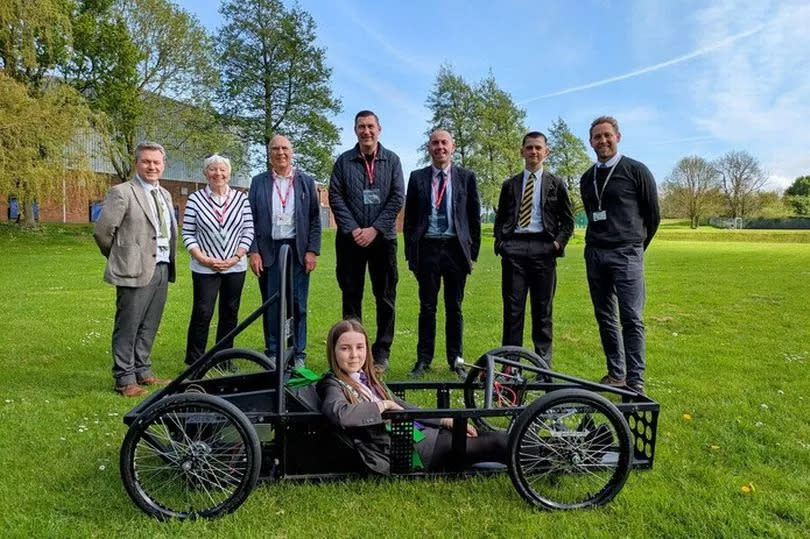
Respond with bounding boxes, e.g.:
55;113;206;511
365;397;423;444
463;346;550;431
507;389;632;510
120;393;260;519
189;348;275;381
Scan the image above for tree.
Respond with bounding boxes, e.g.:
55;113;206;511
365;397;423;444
713;150;768;219
0;0;72;92
785;175;810;215
218;0;341;179
64;0;234;182
423;64;479;167
663;156;721;228
468;73;525;212
0;74;97;226
545;117;590;213
423;66;526;213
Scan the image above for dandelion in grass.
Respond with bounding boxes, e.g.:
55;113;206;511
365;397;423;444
682;413;692;421
740;482;755;495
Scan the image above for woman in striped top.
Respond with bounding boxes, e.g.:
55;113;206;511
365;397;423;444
182;154;254;365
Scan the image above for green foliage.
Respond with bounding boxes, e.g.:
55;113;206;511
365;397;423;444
218;0;342;179
0;73;99;225
0;0;73;90
785;175;810;197
423;66;526;211
545;117;591;212
785;195;810;216
1;225;809;535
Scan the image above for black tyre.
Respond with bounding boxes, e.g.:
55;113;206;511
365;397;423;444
507;389;632;510
463;346;550;431
190;348;275;381
120;393;261;520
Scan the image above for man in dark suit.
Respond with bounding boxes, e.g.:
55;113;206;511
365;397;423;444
94;141;176;397
248;134;322;369
404;129;481;378
494;131;574;366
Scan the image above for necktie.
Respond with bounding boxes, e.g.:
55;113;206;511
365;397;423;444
518;172;535;228
437;170;447;214
150;189;169;239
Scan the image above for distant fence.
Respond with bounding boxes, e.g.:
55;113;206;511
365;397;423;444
708;217;810;229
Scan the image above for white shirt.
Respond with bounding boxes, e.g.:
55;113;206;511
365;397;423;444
515;167;544;233
597;152;622;168
136;175;171;263
271;170;296;240
425;164;456;237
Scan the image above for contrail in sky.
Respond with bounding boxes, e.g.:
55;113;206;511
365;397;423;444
519;24;765;104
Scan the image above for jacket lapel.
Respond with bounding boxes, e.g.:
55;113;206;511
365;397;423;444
130;179;158;230
541;170;552;208
262;172;274;232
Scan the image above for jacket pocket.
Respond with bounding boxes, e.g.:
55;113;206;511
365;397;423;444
109;245;142;278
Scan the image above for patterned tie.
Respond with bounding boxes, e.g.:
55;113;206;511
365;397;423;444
437;170;447;214
518;172;535;228
150;189;169;239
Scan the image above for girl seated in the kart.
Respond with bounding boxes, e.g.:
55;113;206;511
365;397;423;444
317;319;506;474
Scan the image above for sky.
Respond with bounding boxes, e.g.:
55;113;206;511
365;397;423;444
176;0;810;190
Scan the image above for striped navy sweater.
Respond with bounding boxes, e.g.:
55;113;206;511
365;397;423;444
182;186;254;274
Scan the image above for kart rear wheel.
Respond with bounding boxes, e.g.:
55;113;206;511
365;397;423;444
507;388;632;510
463;346;549;431
190;348;275;380
120;393;260;520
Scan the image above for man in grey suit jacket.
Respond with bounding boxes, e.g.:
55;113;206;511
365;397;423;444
494;131;574;366
248;134;321;368
94;142;176;397
404;129;481;378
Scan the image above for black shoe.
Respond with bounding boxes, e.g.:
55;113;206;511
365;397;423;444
409;361;430;378
451;366;468;380
626;382;646;395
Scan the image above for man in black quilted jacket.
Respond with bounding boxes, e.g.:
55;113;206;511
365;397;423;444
328;111;405;371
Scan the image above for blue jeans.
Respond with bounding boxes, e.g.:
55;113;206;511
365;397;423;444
585;245;646;384
258;241;310;363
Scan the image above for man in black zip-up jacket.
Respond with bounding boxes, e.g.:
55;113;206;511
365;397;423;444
580;116;660;395
328;111;405;370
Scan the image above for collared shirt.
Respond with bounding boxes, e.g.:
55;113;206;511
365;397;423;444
425;164;456;238
136;175;171;263
515;167;544;233
596;152;622;168
271;170;296;240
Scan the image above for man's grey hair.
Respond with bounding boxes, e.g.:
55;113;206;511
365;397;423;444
589;116;620;138
135;141;166;162
203;154;232;175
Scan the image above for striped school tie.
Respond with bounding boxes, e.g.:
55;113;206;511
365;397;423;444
518;172;535;228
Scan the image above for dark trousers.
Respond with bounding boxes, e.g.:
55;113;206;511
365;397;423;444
425;429;507;471
500;236;557;364
415;238;468;367
184;270;246;365
584;244;646;385
335;232;398;362
258;240;310;362
112;263;169;386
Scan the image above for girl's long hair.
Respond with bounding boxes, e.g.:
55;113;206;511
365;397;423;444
326;319;390;403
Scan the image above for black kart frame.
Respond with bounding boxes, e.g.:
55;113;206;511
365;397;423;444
120;245;660;519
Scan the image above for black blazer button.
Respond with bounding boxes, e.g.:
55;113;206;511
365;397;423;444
152;254;156;258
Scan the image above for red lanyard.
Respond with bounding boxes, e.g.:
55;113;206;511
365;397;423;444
273;169;295;210
433;171;449;210
362;150;376;185
207;186;232;225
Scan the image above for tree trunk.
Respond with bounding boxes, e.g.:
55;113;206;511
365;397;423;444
21;199;37;228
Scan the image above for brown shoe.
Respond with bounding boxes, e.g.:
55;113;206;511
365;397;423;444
115;384;147;397
627;382;646;395
599;374;626;387
139;376;171;386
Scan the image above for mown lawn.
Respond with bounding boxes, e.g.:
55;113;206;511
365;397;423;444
1;222;808;537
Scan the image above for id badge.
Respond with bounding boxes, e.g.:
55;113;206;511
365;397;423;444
276;213;293;226
363;189;381;205
592;210;607;222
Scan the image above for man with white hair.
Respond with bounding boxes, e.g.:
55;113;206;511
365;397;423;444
94;142;176;397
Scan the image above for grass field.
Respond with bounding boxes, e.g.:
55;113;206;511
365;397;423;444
1;222;809;537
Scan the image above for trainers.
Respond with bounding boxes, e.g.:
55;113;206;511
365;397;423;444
115;384;147;397
599;374;626;387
